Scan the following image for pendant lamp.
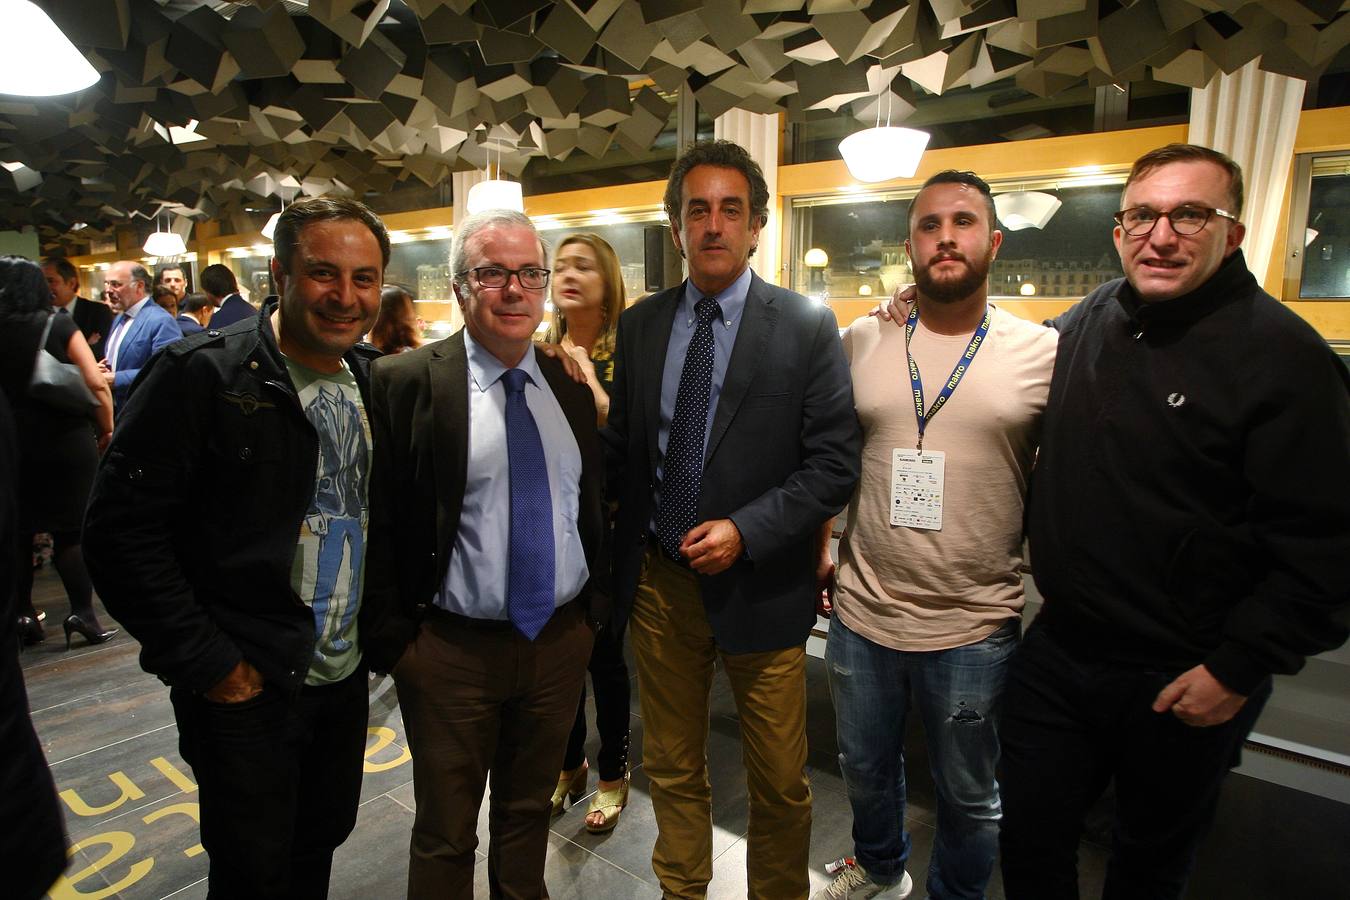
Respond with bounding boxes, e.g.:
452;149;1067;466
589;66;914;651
466;140;524;214
839;80;929;184
0;1;99;96
143;212;186;257
993;191;1062;231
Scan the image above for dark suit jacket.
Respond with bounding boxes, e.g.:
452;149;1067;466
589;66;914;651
70;296;113;353
176;314;204;336
108;301;182;410
605;272;861;653
361;329;608;672
208;294;253;329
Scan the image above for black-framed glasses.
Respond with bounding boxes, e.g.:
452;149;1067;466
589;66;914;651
1113;205;1238;236
459;265;551;290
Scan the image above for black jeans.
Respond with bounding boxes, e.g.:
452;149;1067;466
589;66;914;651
998;622;1270;900
170;667;368;900
562;620;631;781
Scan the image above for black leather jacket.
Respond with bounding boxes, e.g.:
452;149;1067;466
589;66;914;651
84;300;373;696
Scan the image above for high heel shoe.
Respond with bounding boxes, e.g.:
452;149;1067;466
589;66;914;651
16;615;44;647
550;761;588;817
63;613;118;650
584;771;630;834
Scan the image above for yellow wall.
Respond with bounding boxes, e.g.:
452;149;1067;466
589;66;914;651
66;111;1350;339
778;111;1350;337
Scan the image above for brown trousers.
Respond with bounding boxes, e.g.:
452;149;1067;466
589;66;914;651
393;601;593;900
630;548;812;900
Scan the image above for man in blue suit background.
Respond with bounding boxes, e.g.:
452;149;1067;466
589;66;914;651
99;260;181;411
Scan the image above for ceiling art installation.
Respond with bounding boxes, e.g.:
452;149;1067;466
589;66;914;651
2;0;1348;249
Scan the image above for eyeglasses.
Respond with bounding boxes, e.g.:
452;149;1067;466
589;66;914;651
1113;205;1237;236
459;266;551;291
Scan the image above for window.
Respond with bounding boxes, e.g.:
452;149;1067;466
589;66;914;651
1286;152;1350;300
788;177;1126;301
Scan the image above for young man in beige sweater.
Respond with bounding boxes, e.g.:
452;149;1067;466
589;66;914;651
816;170;1057;900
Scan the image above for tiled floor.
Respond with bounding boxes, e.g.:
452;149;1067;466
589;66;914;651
18;564;1349;899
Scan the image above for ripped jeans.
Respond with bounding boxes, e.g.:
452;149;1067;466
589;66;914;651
825;614;1019;900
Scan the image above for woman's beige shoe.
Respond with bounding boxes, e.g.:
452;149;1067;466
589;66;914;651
551;762;588;817
584;772;630;834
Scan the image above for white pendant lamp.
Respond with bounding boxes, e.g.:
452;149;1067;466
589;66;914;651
994;191;1062;231
466;139;524;214
0;1;99;96
143;213;186;257
466;178;523;214
839;80;930;184
840;127;931;183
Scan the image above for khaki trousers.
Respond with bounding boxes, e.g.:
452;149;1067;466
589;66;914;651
393;602;593;900
630;547;811;900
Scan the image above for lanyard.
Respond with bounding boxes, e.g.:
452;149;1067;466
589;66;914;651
904;303;991;453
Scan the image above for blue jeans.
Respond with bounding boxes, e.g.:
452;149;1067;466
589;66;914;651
826;614;1019;900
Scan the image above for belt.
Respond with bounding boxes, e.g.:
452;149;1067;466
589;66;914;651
649;530;689;568
425;597;580;633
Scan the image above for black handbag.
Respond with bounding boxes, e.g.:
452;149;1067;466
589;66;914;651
28;311;99;415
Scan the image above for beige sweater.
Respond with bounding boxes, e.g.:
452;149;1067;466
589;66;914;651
835;306;1058;652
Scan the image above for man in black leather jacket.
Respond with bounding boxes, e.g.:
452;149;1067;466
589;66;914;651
85;197;389;899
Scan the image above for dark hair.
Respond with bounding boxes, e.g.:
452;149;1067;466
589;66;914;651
156;264;188;287
127;263;153;294
273;197;390;276
0;255;53;316
663;140;770;235
369;284;421;355
180;291;212;315
42;256;78;282
909;170;997;233
1124;143;1244;216
152;284;178;315
199;263;238;298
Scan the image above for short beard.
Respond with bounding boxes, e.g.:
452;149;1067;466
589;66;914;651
913;250;993;304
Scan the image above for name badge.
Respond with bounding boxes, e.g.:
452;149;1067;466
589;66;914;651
890;448;945;531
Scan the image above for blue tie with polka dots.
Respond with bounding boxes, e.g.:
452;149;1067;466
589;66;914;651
657;296;722;562
503;368;555;640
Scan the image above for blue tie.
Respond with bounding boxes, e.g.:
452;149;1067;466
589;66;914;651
503;368;555;640
656;296;722;562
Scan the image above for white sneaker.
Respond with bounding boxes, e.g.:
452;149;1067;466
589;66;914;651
812;862;913;900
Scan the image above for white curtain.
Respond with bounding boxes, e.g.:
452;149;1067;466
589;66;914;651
714;110;781;286
1189;61;1305;288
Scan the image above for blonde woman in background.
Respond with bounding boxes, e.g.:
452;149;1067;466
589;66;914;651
544;233;631;832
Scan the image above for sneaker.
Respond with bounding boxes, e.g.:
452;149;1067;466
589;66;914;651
812;862;913;900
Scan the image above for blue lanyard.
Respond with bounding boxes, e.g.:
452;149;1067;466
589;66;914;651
904;304;992;452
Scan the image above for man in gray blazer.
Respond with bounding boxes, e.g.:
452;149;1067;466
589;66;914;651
606;140;861;899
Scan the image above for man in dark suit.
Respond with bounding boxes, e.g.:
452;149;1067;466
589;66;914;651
605;140;861;899
43;256;112;354
363;209;605;899
155;264;190;301
98;260;182;411
176;292;210;335
202;263;255;328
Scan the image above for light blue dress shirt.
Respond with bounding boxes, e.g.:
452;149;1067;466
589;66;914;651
652;265;751;521
436;332;589;620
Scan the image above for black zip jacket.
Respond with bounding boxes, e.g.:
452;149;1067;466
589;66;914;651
84;300;373;696
1028;250;1350;694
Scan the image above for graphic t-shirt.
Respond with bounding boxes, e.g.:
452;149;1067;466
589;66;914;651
283;356;371;685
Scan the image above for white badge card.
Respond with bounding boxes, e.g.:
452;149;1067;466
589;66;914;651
890;448;946;530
